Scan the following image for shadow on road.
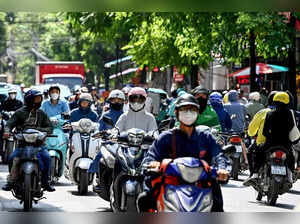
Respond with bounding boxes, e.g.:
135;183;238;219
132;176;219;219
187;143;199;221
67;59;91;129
248;200;295;210
96;207;112;212
67;190;97;197
221;183;246;189
54;182;74;187
287;189;300;195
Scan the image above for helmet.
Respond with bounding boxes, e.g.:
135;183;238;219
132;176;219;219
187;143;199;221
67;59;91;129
24;89;43;107
128;87;147;98
80;87;89;93
249;92;260;102
122;86;131;95
8;87;17;94
223;92;229;104
273;92;289;105
48;84;60;93
73;85;81;91
108;90;125;101
43;89;48;94
20;83;25;88
268;91;278;106
191;86;209;97
209;92;223;104
175;93;200;110
79;93;93;102
91;86;97;91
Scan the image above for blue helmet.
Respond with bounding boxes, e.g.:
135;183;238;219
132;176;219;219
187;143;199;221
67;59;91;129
24;89;43;107
209;92;223;104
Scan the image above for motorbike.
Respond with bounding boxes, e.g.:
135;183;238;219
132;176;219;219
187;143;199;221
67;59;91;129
252;146;293;206
1;111;16;164
292;142;300;182
46;114;69;184
91;117;170;203
65;118;100;195
140;157;218;212
9;129;56;211
220;132;247;180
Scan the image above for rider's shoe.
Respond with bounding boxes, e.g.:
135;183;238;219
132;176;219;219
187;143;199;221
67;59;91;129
2;183;13;191
243;173;258;187
42;183;56;192
93;184;101;193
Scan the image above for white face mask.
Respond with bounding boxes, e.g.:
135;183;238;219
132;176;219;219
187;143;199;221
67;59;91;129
10;93;16;100
130;102;145;112
178;110;198;126
50;93;59;100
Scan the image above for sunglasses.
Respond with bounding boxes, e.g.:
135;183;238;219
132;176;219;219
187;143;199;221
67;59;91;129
129;95;146;103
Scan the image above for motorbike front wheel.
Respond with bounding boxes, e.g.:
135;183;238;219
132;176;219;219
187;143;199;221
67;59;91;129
267;178;280;206
24;173;33;212
78;169;88;195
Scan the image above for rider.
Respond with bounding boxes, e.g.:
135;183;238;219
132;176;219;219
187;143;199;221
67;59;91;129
89;90;125;192
41;85;70;117
69;88;81;111
70;93;98;123
243;91;278;186
2;89;55;192
137;93;230;212
190;86;220;129
0;87;23;112
245;92;265;120
209;91;232;132
115;87;157;133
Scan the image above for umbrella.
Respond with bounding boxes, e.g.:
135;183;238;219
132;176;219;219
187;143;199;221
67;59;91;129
228;63;289;77
147;88;167;95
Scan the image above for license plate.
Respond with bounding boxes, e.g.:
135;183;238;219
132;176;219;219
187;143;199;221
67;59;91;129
271;165;286;175
235;146;242;153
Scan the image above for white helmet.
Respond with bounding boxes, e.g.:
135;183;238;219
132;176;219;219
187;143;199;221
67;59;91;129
8;87;17;94
108;90;125;101
249;92;260;102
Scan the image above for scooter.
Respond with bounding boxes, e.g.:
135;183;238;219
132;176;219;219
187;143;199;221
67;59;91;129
1;111;16;164
140;157;218;212
9;129;57;211
65;118;100;195
46;114;69;184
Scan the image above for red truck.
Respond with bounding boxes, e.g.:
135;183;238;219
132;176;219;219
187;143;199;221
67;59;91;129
35;61;85;90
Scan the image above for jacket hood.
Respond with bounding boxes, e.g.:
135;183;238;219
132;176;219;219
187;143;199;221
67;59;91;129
228;90;239;102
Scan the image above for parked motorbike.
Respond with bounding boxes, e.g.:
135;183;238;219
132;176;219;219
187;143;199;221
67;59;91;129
221;132;247;180
252;146;293;206
9;129;56;211
141;157;218;212
46;114;69;184
65;118;100;195
1;111;16;164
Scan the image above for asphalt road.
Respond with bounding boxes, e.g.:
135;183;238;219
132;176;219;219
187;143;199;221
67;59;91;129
0;164;300;212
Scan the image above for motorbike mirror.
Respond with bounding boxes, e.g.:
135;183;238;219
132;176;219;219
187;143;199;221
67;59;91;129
143;135;155;144
62;112;70;120
103;116;114;127
158;118;171;130
117;132;128;143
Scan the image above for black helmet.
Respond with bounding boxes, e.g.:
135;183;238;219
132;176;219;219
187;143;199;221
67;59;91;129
24;89;43;107
268;91;278;106
191;86;209;97
175;93;200;110
48;84;60;93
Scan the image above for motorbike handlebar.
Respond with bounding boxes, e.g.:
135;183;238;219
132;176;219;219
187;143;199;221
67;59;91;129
47;135;58;138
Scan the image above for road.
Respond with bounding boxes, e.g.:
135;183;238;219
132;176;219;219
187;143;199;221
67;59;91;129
0;164;300;212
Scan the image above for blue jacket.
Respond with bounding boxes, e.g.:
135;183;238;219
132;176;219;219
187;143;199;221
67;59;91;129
143;126;229;170
224;90;247;133
210;101;232;132
70;107;98;123
99;109;123;131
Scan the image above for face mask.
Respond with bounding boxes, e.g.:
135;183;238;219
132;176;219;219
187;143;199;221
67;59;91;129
130;102;145;112
110;103;123;111
50;93;59;100
197;97;208;113
178;110;198;126
10;94;16;100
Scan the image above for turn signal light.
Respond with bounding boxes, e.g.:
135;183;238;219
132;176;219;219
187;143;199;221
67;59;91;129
230;136;242;143
271;150;286;160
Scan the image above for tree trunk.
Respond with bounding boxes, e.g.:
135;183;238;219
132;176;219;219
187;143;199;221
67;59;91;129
288;14;297;110
190;64;199;89
250;29;259;92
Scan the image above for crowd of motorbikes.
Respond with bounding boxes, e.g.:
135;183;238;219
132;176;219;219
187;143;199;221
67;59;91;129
1;108;300;212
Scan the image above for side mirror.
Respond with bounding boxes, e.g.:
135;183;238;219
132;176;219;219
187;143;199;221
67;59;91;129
158;118;171;130
117;132;128;143
103;116;114;127
61;113;70;120
143;135;155;145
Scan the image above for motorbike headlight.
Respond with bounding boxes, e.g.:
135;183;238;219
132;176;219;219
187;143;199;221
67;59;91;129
79;119;93;133
177;163;203;183
50;117;59;127
23;133;39;143
128;133;144;146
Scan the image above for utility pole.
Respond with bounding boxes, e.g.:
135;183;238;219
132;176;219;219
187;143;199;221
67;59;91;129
250;29;259;92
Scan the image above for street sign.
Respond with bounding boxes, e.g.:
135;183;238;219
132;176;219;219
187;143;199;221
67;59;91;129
173;67;184;82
